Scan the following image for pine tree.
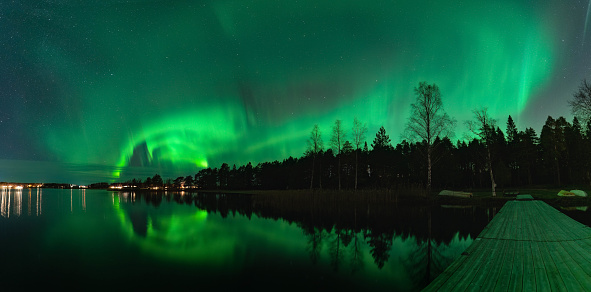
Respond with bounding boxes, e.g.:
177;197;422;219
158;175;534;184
567;117;584;183
506;115;518;144
506;115;519;184
540;116;568;185
521;127;539;185
372;126;392;151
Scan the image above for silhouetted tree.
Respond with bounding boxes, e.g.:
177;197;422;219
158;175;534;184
164;178;173;188
430;137;459;188
569;79;591;122
404;82;455;194
184;175;194;188
352;117;368;190
152;174;163;187
342;141;353;153
490;126;510;188
329;229;345;271
307;124;323;189
173;176;184;188
466;108;497;196
370;126;393;188
506;116;519;185
365;229;393;269
506;115;518;144
196;168;218;189
304;227;325;265
341;142;355;189
566;117;584;184
349;233;364;274
242;162;254;189
540;116;569;185
219;163;230;188
331;120;346;190
518;128;539;185
372;126;392;151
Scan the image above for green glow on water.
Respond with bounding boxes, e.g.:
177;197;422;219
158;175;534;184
111;195;250;264
0;189;487;290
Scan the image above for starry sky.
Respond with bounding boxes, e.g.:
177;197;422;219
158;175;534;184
1;0;590;184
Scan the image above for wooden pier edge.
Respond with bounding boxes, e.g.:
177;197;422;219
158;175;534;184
423;198;591;291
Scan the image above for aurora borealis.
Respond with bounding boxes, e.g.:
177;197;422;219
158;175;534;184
1;0;591;184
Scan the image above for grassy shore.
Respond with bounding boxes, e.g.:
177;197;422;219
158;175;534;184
115;186;591;207
194;187;591;207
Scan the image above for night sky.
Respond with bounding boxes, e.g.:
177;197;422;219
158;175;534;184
1;0;590;184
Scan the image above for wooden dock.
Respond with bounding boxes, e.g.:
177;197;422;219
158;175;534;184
424;198;591;291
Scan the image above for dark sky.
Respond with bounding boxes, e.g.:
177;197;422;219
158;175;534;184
1;0;590;184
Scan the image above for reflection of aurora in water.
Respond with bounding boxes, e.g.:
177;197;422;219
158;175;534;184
5;189;591;290
112;193;242;265
109;191;489;290
0;189;499;290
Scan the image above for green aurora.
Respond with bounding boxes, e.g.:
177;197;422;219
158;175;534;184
1;0;590;183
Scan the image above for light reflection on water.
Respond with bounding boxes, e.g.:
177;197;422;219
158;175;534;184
1;187;23;217
0;189;490;290
0;188;90;218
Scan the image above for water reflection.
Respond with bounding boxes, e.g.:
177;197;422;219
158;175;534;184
3;189;590;290
23;187;45;216
0;187;92;218
37;187;42;215
559;205;591;226
1;187;22;218
113;191;489;290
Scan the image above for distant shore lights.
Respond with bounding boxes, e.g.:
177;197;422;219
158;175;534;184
0;185;32;189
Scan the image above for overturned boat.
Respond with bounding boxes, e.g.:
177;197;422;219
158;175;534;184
558;190;588;197
438;190;473;198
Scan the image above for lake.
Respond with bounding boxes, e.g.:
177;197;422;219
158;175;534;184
0;188;498;290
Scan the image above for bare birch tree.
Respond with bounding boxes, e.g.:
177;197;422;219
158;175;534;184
569;79;591;123
352;117;367;190
331;120;346;191
404;82;455;194
307;124;323;189
466;107;497;196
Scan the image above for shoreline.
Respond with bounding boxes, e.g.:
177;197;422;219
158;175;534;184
105;187;591;207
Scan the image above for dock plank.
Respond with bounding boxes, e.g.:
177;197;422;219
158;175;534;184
555;241;591;291
423;239;488;291
565;239;591;277
507;236;524;292
547;241;583;291
536;240;566;291
521;240;535;291
530;240;551;291
439;238;495;291
493;239;515;292
467;234;506;290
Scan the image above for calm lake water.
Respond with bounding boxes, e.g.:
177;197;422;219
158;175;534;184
0;188;499;290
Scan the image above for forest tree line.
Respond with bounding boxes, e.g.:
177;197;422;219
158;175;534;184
120;80;591;194
183;115;590;191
